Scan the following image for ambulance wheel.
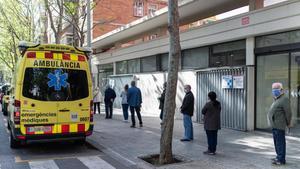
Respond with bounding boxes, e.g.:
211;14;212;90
7;120;10;130
10;132;20;149
75;138;86;145
2;109;7;116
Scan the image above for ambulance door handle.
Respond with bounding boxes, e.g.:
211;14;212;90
59;109;70;112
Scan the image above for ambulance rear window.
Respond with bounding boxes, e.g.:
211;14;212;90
23;68;89;101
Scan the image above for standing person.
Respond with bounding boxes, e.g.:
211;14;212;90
93;87;102;114
202;91;221;155
104;85;116;119
120;84;129;122
127;81;143;128
268;82;292;165
158;82;167;121
180;85;194;142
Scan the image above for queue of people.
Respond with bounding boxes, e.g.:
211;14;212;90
92;81;143;128
93;81;292;166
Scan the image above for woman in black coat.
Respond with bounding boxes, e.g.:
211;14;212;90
202;91;221;155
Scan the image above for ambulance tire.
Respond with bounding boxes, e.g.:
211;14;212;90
75;138;86;145
2;107;7;116
10;132;21;149
7;120;10;130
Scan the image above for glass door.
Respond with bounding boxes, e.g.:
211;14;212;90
290;52;300;136
256;52;300;137
256;53;290;130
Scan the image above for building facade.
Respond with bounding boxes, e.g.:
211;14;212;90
92;0;300;136
93;0;168;39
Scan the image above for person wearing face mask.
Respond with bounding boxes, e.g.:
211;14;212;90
180;85;194;142
268;82;292;165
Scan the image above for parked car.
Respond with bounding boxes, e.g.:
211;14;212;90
2;85;11;116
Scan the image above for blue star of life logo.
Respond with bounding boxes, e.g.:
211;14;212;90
47;69;68;91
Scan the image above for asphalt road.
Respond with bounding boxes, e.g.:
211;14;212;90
0;110;128;169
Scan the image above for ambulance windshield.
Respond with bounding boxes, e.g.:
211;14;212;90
22;68;89;101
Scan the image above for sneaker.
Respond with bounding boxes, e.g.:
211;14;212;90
130;125;136;128
272;159;285;165
271;158;277;162
139;123;143;127
123;120;129;123
180;138;191;142
203;150;216;155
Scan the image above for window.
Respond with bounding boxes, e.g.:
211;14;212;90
134;0;144;17
66;37;73;45
128;59;140;73
141;55;157;72
160;53;169;71
182;47;209;69
116;61;128;74
148;4;157;16
149;34;157;40
210;40;246;67
256;29;300;48
23;68;88;101
97;63;113;93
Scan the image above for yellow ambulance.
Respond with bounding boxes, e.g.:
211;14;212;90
7;42;93;148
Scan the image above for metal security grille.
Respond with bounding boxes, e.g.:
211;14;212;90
196;67;247;131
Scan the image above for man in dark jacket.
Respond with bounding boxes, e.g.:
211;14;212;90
268;82;292;165
104;85;116;119
202;91;221;155
127;81;143;128
158;82;167;120
180;85;194;141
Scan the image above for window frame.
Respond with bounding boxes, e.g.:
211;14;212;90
133;0;144;17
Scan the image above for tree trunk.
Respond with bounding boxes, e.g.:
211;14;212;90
159;0;181;165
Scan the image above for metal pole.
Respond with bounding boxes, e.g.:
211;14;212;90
86;0;95;88
87;0;92;48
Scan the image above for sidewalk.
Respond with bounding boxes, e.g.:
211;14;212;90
87;108;300;169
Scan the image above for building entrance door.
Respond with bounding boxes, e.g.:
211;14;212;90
256;52;300;137
290;52;300;136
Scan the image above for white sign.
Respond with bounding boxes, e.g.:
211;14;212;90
222;75;233;89
233;76;244;89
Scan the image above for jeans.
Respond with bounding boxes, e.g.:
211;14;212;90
130;106;142;126
93;102;100;114
105;103;113;118
183;114;193;140
206;130;218;153
122;104;129;120
272;129;286;163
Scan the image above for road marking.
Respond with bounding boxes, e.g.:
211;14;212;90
16;156;77;163
29;160;59;169
78;156;115;169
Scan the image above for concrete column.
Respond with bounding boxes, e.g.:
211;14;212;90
246;37;255;66
249;0;264;11
113;62;117;75
246;37;255;131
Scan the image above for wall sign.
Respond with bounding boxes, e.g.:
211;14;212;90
222;75;233;89
233;76;244;89
241;16;250;25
